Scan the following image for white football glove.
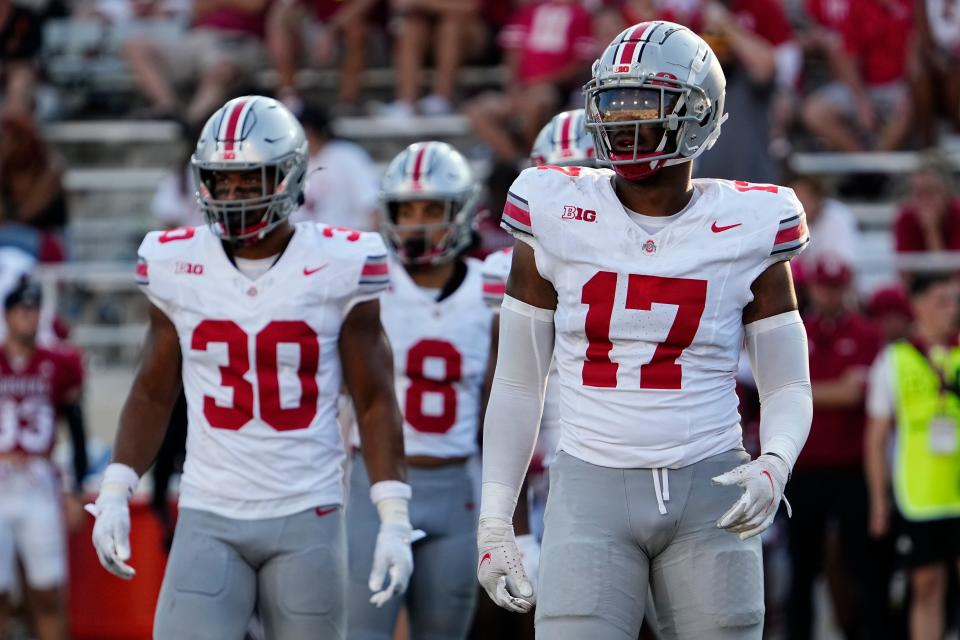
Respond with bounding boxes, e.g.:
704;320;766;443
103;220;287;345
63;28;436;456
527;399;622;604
85;487;135;579
712;453;792;540
477;517;535;613
515;533;540;591
368;522;425;608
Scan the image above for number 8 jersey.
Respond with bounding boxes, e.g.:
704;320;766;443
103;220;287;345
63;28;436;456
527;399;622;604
374;257;493;458
501;166;808;469
136;223;390;519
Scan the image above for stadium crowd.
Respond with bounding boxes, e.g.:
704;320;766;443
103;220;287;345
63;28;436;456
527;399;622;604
1;0;960;639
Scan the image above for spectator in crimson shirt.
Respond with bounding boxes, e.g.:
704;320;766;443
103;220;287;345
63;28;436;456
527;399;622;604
894;152;960;254
867;285;913;344
123;0;272;126
689;0;794;183
801;0;913;152
788;254;885;640
464;0;595;164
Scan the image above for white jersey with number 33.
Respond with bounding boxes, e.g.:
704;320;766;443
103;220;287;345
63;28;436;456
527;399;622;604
137;223;389;519
377;257;492;458
501;166;808;469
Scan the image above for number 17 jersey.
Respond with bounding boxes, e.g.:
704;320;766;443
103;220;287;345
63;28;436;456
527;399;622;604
501;167;808;469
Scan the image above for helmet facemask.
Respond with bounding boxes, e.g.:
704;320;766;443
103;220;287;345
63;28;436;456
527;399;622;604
383;191;479;266
194;152;304;247
585;76;714;180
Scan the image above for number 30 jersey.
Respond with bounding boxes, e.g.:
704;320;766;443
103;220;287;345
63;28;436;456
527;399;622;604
136;223;389;519
376;257;493;458
501;166;808;469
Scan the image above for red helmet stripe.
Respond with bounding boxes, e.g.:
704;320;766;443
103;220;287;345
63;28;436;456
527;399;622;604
617;41;638;65
627;21;653;41
559;112;573;151
223;98;249;151
411;146;428;190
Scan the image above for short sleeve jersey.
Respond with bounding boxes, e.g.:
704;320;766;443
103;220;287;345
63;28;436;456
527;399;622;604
376;258;493;458
500;166;808;468
0;347;81;458
136;223;389;519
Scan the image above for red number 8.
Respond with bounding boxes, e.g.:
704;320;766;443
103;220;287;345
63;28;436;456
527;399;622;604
404;339;461;434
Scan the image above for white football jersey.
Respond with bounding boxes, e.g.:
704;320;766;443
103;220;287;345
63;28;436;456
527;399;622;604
375;257;493;458
501;166;808;469
481;247;561;468
136;223;389;519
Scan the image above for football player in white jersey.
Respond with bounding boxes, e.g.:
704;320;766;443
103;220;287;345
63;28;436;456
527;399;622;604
346;141;491;639
84;96;418;640
477;22;813;639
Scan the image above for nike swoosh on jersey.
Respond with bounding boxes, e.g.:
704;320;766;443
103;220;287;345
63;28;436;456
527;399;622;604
315;506;338;517
711;221;743;233
303;264;329;275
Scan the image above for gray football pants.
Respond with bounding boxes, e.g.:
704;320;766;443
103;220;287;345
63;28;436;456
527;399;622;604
536;450;764;640
154;506;346;640
346;458;477;640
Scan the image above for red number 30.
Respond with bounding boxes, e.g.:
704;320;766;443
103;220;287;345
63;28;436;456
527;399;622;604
191;320;319;431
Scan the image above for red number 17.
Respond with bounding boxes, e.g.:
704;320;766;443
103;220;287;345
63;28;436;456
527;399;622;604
581;272;707;390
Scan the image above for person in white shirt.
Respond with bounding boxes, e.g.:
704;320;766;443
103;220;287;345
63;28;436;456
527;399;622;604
788;174;860;269
289;105;381;231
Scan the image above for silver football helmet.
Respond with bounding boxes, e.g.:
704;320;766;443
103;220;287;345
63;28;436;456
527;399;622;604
192;95;308;245
529;109;597;167
584;21;727;180
380;141;480;265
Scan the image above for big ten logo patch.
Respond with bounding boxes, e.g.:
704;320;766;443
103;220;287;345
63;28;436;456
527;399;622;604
561;205;597;222
175;262;204;275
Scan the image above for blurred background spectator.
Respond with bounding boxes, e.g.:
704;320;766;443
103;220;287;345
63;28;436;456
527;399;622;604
909;0;960;148
464;0;595;166
788;173;860;268
0;114;67;262
791;255;884;640
0;0;43;116
867;285;913;344
866;273;960;640
376;0;483;118
289;104;381;230
122;0;271;126
894;152;960;254
267;0;379;115
800;0;912;152
149;136;203;230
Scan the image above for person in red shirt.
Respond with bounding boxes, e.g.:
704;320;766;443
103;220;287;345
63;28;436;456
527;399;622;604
266;0;380;114
788;255;886;640
801;0;913;151
0;281;84;640
867;285;913;343
895;152;960;256
464;0;596;164
123;0;272;126
911;0;960;146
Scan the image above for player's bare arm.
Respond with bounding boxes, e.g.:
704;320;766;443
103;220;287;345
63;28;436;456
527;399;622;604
112;303;183;474
341;297;422;608
86;302;182;580
505;241;557;310
340;298;405;484
743;260;799;324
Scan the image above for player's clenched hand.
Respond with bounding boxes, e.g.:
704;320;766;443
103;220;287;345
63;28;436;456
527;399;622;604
368;522;426;608
477;517;535;613
712;454;791;540
85;488;135;580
